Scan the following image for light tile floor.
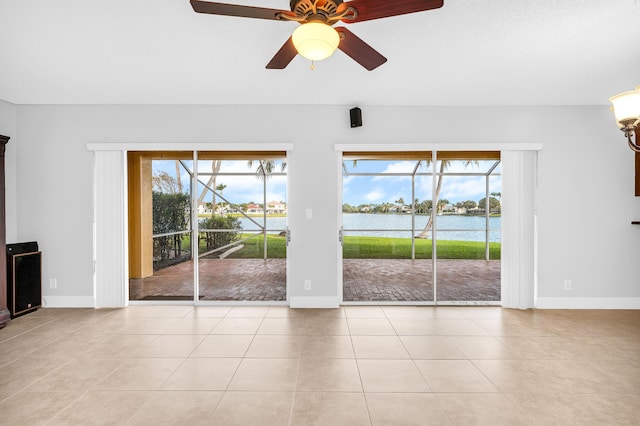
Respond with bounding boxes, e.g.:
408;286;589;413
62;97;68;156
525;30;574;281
0;306;639;425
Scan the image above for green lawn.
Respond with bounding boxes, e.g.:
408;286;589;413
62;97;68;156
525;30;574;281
343;236;500;259
217;234;500;260
225;234;287;259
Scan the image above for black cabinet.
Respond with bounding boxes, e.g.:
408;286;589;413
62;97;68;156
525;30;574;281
7;242;41;318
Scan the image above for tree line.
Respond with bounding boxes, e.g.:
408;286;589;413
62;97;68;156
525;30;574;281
342;194;501;214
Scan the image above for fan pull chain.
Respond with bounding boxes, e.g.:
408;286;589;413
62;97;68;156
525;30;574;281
310;60;315;71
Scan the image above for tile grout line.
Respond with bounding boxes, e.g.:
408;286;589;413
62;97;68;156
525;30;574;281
42;390;90;426
346;309;376;426
287;353;303;426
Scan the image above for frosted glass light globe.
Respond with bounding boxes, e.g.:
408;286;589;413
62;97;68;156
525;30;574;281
292;22;340;61
609;89;640;128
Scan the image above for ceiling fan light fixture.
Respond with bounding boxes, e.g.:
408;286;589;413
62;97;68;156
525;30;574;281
292;22;340;61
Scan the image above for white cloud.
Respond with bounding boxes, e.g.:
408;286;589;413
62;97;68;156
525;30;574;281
364;189;385;202
372;161;416;183
381;161;419;174
439;176;487;202
489;175;501;190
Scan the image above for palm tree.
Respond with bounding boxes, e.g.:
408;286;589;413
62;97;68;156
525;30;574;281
175;161;183;193
211;183;226;216
197;160;222;213
246;161;286;200
247;159;287;179
415;159;477;239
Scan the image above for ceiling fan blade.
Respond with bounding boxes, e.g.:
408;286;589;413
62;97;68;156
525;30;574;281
335;27;387;71
191;0;294;20
338;0;443;23
266;37;298;69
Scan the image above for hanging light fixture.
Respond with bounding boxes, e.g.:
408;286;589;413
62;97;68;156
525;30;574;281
292;21;340;61
609;85;640;152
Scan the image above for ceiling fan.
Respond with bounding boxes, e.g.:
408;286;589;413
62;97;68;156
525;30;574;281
190;0;443;70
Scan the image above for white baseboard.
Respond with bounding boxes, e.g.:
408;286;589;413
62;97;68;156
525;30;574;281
289;296;340;309
37;295;639;310
536;297;640;309
41;295;95;308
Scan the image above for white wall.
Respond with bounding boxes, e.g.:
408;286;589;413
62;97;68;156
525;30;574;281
13;104;640;307
0;99;17;243
535;107;640;307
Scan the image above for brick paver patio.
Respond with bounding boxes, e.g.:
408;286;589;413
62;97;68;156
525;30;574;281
343;259;500;301
130;258;500;303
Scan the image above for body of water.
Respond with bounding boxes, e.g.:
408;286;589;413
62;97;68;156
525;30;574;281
344;213;501;242
237;213;501;242
237;217;286;233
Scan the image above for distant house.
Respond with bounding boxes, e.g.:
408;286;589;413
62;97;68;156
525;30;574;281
443;204;455;212
214;204;234;215
266;201;286;214
197;203;212;215
246;203;263;214
359;206;371;212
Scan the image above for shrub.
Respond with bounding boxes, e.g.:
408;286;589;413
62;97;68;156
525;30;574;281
152;191;191;267
199;215;242;252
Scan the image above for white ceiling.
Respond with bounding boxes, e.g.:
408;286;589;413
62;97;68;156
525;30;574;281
1;0;638;105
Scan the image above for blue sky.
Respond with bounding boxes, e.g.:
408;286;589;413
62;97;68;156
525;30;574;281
152;159;500;206
153;159;287;204
343;160;501;206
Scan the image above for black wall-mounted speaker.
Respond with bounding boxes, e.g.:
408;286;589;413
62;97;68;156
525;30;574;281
350;107;362;128
7;241;38;256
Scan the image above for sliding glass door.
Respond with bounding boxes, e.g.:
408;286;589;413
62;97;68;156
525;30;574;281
341;151;501;304
127;151;287;303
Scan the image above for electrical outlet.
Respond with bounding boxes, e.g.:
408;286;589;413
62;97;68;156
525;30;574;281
50;278;57;289
304;280;311;291
563;280;572;290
